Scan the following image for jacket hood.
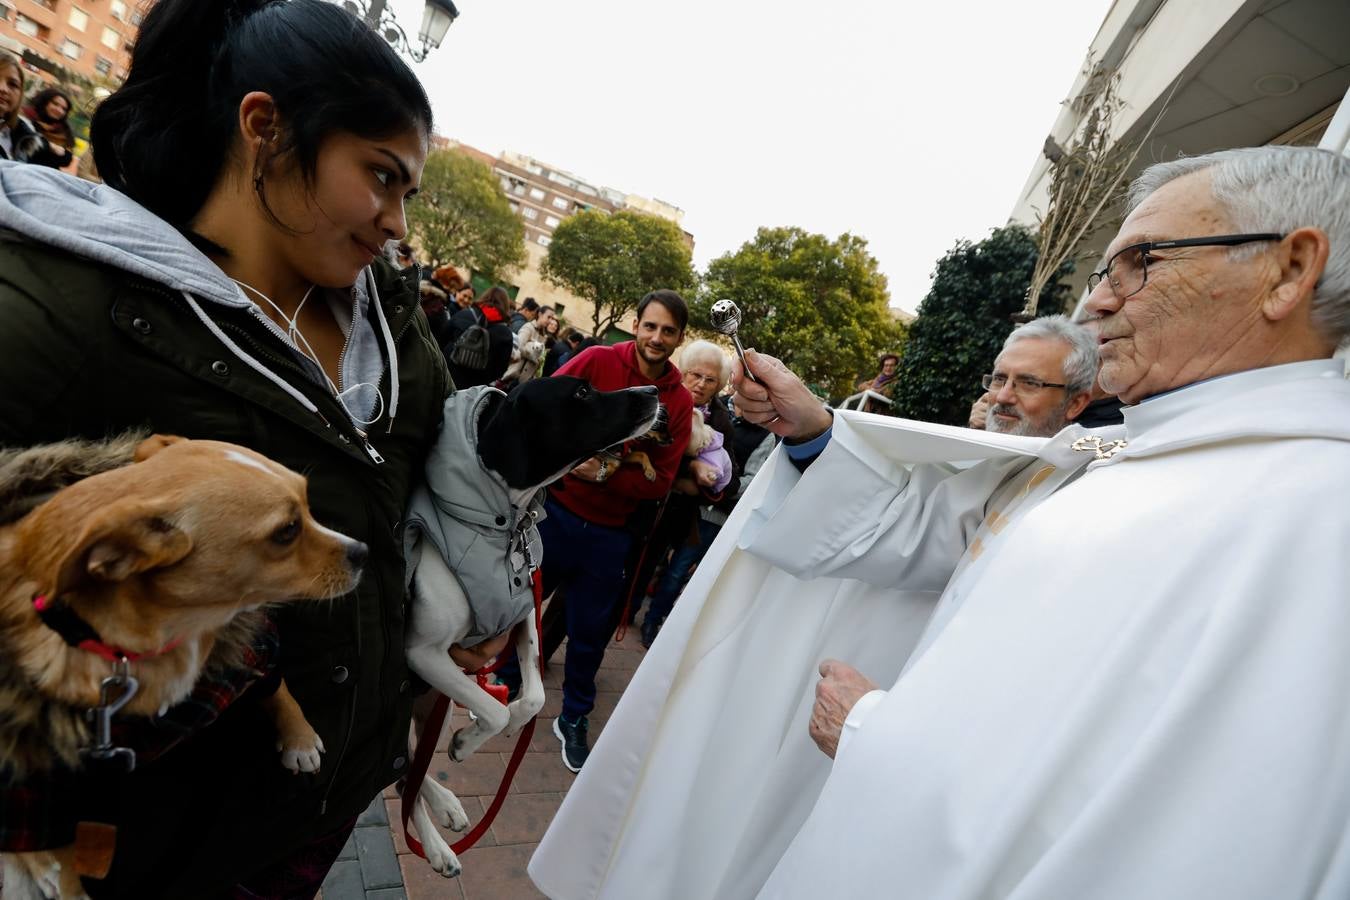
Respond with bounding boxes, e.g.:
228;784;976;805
0;162;246;308
614;340;683;388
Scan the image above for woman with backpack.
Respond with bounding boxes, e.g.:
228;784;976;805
443;284;515;387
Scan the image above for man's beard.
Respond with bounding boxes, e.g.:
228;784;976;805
637;341;668;364
985;400;1071;437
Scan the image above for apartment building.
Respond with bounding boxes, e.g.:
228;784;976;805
0;0;139;87
440;138;694;336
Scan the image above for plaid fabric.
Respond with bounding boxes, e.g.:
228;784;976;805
0;618;281;852
0;769;82;851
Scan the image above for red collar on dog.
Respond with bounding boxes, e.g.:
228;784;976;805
32;594;183;663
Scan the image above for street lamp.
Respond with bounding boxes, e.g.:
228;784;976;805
339;0;459;63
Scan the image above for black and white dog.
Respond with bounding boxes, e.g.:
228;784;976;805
403;376;660;877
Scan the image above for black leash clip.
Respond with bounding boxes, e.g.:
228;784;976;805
84;656;140;773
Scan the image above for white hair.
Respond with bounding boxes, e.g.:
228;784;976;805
1127;146;1350;343
1002;314;1098;395
680;340;731;387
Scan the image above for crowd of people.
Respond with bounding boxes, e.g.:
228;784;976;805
0;54;77;170
0;1;1346;898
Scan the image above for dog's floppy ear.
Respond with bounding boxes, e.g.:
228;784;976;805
51;499;194;595
133;434;187;462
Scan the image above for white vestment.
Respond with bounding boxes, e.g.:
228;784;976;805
530;360;1350;900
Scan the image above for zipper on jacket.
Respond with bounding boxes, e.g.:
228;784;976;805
355;426;385;464
214;316;379;464
357;295;419;458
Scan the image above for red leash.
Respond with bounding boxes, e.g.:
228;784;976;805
613;492;669;643
401;570;545;860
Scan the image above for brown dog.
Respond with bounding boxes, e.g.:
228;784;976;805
0;435;366;899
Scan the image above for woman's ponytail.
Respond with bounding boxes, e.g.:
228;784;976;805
91;1;272;226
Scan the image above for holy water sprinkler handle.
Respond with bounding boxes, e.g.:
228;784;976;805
710;299;760;384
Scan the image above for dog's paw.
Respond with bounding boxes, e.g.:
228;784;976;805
421;780;471;832
278;732;325;773
425;839;463;879
449;729;472;763
642;465;657;481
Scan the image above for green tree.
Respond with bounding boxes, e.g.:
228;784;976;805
541;209;696;336
693;227;905;402
406;149;526;283
891;224;1074;426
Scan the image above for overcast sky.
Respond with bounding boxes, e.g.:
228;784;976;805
401;0;1115;314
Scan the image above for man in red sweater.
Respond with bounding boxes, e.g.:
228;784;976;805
511;290;693;772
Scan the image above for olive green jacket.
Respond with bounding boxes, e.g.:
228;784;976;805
0;208;450;893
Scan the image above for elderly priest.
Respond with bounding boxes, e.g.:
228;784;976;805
528;145;1350;900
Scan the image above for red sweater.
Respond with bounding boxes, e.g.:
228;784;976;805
549;341;693;528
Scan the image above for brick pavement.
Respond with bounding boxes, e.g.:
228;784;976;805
321;630;650;900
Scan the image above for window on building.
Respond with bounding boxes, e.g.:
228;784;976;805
521;207;538;221
544;215;561;229
551;196;569;211
60;38;82;59
512;183;526;196
529;187;545;201
0;4;11;21
68;6;87;30
101;26;119;49
110;0;126;20
15;12;39;36
508;201;519;213
130;10;142;26
537;235;552;247
94;55;112;75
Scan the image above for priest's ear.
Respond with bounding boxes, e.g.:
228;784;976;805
1065;389;1092;424
1263;227;1329;323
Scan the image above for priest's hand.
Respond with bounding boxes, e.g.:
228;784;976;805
810;659;878;760
732;349;832;442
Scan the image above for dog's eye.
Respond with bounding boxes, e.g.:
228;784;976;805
574;385;590;399
271;520;302;545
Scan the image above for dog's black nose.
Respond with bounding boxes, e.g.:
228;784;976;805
346;540;369;570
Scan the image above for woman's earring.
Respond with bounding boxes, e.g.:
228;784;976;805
252;135;268;193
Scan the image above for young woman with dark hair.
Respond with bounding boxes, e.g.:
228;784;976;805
0;1;499;896
21;86;75;169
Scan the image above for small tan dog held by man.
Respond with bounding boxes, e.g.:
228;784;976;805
528;145;1350;900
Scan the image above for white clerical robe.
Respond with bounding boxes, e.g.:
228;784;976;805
530;359;1350;900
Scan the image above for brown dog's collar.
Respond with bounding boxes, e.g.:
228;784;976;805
32;594;183;663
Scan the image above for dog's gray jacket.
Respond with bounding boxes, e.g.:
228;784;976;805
403;387;543;647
